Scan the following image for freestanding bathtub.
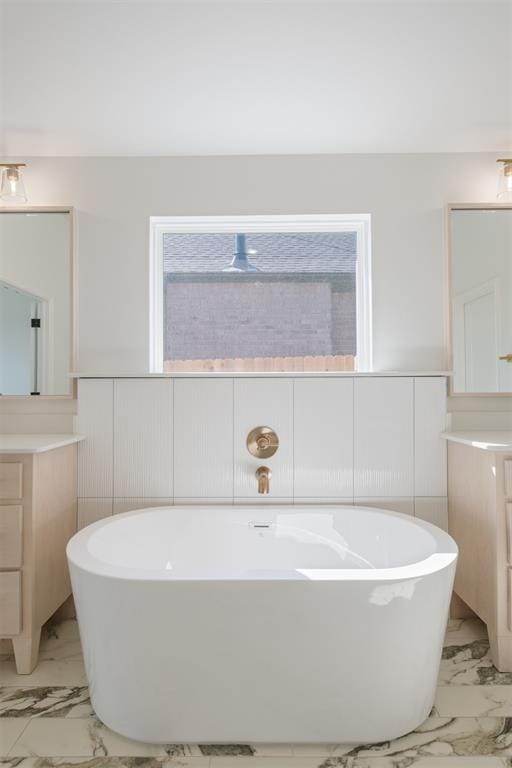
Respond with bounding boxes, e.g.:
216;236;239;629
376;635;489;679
67;505;457;744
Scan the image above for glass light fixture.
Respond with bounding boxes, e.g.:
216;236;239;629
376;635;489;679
0;163;27;203
497;159;512;201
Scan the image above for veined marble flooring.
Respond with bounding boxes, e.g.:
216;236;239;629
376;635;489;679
2;617;512;767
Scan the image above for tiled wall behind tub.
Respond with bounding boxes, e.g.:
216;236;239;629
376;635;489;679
76;376;448;530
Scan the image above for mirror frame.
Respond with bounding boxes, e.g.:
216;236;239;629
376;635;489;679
0;205;76;399
446;202;512;397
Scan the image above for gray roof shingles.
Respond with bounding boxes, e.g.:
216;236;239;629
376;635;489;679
163;232;357;274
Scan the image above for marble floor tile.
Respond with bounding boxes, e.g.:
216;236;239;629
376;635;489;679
0;687;92;719
0;761;210;768
198;746;254;756
438;648;512;686
209;759;320;768
251;745;295;756
0;640;13;662
439;620;511;687
444;619;488;646
8;718;207;758
434;686;512;717
2;759;508;768
0;661;87;688
328;716;512;759
0;618;86;689
4;759;507;768
316;757;509;767
157;747;203;758
443;619;487;647
292;746;336;757
0;718;30;757
38;620;84;663
197;745;293;757
0;620;83;666
206;758;509;768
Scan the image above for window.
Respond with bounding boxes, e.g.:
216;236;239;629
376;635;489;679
150;215;371;373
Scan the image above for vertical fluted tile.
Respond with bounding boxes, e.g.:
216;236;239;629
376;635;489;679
234;378;293;498
354;497;414;516
113;498;172;515
113;378;173;498
174;378;234;498
294;377;354;499
77;498;113;530
77;378;114;497
415;497;449;531
354;377;414;497
414;377;447;496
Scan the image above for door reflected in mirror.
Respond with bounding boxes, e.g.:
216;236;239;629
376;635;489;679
450;207;512;394
0;210;73;396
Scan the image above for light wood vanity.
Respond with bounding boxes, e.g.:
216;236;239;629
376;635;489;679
445;431;512;671
0;434;83;673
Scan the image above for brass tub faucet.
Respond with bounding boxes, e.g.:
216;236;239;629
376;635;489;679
255;466;272;494
246;427;279;494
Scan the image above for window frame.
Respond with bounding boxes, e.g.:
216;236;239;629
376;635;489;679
149;214;372;373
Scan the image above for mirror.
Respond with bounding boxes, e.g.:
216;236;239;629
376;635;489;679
0;209;73;396
449;206;512;394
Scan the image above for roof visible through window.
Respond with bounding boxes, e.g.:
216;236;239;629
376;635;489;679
163;232;357;274
161;231;359;373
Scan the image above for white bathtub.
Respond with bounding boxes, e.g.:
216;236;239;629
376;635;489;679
67;505;457;744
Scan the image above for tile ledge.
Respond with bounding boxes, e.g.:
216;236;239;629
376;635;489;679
71;371;452;379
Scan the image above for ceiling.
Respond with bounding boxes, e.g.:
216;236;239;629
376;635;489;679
1;0;510;156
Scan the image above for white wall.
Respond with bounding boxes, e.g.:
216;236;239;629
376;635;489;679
0;152;509;432
11;152;501;375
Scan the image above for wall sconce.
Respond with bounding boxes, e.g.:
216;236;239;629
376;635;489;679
0;163;27;203
497;159;512;201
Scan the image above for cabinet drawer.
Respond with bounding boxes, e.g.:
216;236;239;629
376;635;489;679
0;464;23;500
0;506;22;568
505;460;512;499
0;571;21;635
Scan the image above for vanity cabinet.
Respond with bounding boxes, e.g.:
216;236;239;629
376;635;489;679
446;432;512;671
0;436;82;673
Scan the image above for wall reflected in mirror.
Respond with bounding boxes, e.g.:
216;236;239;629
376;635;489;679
0;211;72;396
450;207;512;394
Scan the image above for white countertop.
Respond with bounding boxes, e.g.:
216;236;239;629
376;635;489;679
0;434;85;454
441;431;512;452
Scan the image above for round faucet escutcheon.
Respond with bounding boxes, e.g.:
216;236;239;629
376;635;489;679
246;426;279;459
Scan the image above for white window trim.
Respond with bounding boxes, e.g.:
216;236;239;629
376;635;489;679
149;214;372;373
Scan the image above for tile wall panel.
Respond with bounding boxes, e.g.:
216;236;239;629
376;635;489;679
414;377;447;496
294;497;353;505
113;498;172;515
234;378;293;498
233;497;294;506
77;376;447;512
113;379;173;498
174;378;233;498
77;499;113;530
77;379;113;497
294;378;353;498
415;497;449;531
354;377;414;497
354;497;414;516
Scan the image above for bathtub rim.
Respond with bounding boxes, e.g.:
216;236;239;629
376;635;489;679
67;504;457;583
